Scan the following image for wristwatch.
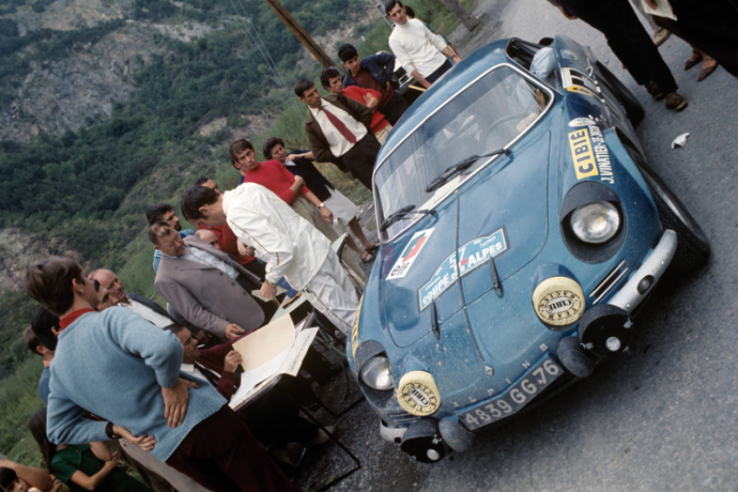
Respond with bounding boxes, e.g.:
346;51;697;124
318;203;325;209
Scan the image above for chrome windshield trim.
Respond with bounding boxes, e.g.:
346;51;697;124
374;62;556;243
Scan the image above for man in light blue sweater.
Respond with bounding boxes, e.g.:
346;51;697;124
24;256;295;492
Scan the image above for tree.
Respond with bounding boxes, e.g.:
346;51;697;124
439;0;479;31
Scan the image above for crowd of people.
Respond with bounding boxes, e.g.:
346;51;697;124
6;1;735;491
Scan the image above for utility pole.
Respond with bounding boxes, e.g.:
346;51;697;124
262;0;339;70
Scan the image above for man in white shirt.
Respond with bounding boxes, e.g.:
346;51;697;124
295;78;381;190
180;184;359;335
386;0;461;89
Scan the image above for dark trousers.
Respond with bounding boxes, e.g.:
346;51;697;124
426;59;453;84
561;0;678;94
381;91;409;125
337;132;381;189
166;405;296;492
653;0;738;77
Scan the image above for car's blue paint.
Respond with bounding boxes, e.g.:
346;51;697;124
349;36;669;442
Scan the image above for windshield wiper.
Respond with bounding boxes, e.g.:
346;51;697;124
425;148;512;193
379;204;436;232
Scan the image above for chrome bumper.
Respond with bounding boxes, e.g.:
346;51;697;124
609;229;677;313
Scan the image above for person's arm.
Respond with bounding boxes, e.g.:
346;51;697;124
371;51;397;83
0;460;54;491
275;161;309;201
305;122;337;164
156;275;230;339
339;95;374;128
303;190;334;224
88;441;112;461
362;87;381;109
286;150;314;161
442;45;461;63
67;450;120;491
226;199;299;288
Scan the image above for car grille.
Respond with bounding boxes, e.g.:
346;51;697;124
589;260;628;305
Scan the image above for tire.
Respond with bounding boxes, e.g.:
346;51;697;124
596;62;644;126
638;163;711;273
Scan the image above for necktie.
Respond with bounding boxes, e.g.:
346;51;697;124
321;107;357;144
194;362;220;388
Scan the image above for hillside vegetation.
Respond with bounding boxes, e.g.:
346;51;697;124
0;0;473;462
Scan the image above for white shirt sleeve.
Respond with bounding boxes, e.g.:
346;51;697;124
389;30;418;75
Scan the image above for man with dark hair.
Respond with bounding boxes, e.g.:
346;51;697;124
146;204;194;272
338;43;408;125
150;222;268;340
263;136;378;262
386;0;461;89
294;78;380;190
89;269;175;328
193;177;218;191
23;256;294;491
321;66;392;145
24;316;56;404
181;184;359;334
547;0;687;111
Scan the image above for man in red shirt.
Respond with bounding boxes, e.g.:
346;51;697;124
320;67;392;145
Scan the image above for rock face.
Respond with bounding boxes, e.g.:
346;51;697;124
0;229;47;296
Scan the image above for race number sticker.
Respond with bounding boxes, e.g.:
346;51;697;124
386;228;435;280
569;128;599;180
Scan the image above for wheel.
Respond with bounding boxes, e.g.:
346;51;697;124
638;163;711;273
596;62;644;126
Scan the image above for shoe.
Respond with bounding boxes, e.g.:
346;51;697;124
365;243;380;254
306;425;337;447
653;28;671;47
646;82;664;100
684;51;703;71
361;251;376;263
697;57;718;81
664;92;688;111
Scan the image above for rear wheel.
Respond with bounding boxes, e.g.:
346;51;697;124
638;163;710;273
596;61;644;126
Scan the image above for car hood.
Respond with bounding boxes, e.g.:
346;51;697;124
379;131;551;348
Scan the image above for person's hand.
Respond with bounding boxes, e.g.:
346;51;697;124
49;474;63;492
319;206;334;225
421;79;432;89
235;239;254;258
113;425;157;451
557;4;576;19
286;153;298;161
293;175;305;187
452;54;462;63
644;0;657;8
161;378;199;428
103;451;119;471
225;323;245;339
260;281;277;299
224;350;243;373
386;81;392;90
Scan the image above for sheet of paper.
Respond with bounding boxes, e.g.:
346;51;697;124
641;0;676;21
232;314;295;371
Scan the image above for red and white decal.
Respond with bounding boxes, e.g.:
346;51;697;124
386;228;435;280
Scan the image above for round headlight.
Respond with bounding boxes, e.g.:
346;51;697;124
570;201;621;244
360;355;394;391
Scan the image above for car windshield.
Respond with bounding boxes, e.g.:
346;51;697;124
375;66;549;239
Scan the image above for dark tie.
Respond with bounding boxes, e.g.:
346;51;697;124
321;107;357;144
194;362;220;387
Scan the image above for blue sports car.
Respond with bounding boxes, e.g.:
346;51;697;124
347;36;710;463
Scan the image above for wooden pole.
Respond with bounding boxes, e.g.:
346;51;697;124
262;0;340;71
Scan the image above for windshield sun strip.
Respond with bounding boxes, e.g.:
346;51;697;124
374;63;556;243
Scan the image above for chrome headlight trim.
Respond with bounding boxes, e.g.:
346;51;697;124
360;355;394;391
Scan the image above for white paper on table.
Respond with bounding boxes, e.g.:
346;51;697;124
641;0;677;21
229;327;319;410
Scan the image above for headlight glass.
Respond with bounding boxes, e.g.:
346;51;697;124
360;355;394;391
570;201;621;244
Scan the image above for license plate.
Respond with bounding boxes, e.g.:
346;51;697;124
460;357;563;431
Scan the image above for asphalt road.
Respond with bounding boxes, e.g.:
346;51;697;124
296;2;738;490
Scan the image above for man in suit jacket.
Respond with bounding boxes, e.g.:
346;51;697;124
89;268;176;328
294;78;381;190
151;222;268;340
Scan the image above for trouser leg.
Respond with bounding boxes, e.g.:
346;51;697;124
303;253;360;335
381;91;409;125
340;133;381;190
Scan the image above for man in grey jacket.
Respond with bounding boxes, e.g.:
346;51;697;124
295;78;381;190
151;222;271;340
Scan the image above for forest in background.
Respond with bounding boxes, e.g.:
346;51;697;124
0;0;474;466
